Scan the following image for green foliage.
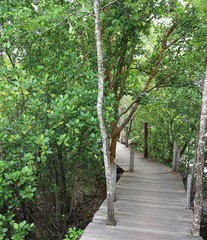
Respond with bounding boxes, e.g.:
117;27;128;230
63;227;83;240
132;87;200;165
0;214;34;240
0;63;105;238
0;1;105;238
0;0;206;238
11;221;34;240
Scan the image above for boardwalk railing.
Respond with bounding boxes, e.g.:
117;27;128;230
129;146;135;172
127;144;193;210
186;174;192;209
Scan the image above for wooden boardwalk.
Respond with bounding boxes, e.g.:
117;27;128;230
80;142;202;240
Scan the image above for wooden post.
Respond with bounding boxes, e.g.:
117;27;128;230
129;146;135;172
172;147;180;172
186;174;192;209
144;122;148;158
125;127;129;147
111;162;117;202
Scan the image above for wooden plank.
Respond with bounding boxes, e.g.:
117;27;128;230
80;142;203;240
81;221;202;240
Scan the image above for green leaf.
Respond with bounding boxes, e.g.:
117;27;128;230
22;166;29;173
13;223;18;230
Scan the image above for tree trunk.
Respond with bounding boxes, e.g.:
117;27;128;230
180;141;188;157
119;96;127;143
191;110;201;202
94;0;116;226
128;113;136;137
192;108;201;180
107;13;184;164
109;122;120;162
192;66;207;236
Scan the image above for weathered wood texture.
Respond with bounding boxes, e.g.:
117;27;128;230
80;142;202;240
144;122;148;158
129;146;135;172
186;174;192;210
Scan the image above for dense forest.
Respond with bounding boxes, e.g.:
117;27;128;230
0;0;206;239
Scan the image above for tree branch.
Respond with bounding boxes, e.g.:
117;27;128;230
142;47;165;92
5;48;15;68
113;33;128;97
120;99;138;117
41;10;92;34
119;101;141;132
131;67;151;75
166;38;179;49
142;2;191;93
118;45;137;100
146;71;176;93
101;0;119;10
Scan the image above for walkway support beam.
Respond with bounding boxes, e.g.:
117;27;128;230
129;146;135;172
186;174;192;209
144;122;148;158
